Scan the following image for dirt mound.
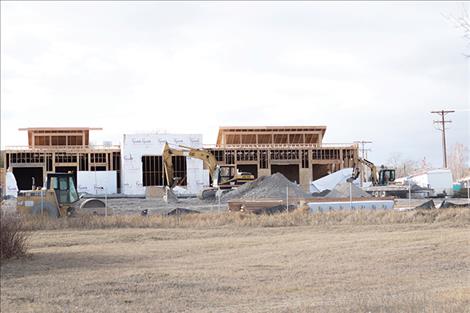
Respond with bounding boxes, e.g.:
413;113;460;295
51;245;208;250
325;182;371;198
221;173;311;201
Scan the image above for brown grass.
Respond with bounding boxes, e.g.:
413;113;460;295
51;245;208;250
0;213;29;260
19;208;470;231
1;222;469;312
1;209;469;312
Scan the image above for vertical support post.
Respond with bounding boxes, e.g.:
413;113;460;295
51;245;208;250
349;182;352;210
467;179;469;201
408;180;412;208
105;187;108;217
52;152;56;173
40;189;44;216
217;187;221;214
286;186;289;213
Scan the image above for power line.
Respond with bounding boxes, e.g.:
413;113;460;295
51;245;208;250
431;110;454;168
354;141;372;159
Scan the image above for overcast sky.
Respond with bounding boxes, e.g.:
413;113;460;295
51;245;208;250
1;1;469;166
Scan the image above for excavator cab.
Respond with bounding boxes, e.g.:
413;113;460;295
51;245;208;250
218;165;255;187
46;173;79;205
378;168;396;186
218;166;235;186
351;158;396;187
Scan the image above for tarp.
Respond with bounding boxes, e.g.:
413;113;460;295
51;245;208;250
415;200;435;209
5;171;19;198
310;168;358;193
439;200;470;209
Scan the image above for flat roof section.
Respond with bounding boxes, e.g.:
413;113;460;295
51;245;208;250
216;126;327;145
19;127;102;131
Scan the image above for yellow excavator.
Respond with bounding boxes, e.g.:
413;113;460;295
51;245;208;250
162;142;255;199
351;157;396;186
16;173;107;217
350;158;407;197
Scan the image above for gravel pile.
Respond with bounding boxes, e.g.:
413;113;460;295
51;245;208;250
221;173;311;201
325;182;371;198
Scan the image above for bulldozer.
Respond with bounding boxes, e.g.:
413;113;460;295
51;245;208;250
16;172;107;218
162;142;255;199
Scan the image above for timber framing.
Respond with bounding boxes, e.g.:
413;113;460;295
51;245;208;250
208;126;359;191
4;127;120;191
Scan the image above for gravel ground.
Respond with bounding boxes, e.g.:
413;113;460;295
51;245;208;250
1;197;225;216
105;197;226;215
2;197;469;216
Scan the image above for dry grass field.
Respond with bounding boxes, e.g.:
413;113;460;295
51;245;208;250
1;209;470;312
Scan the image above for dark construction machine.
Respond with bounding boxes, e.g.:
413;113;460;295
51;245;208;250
162;142;254;199
16;173;106;217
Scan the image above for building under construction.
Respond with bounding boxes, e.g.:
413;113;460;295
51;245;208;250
207;126;358;191
3;128;121;191
2;126;358;194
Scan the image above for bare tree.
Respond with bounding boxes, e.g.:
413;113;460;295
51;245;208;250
448;143;470;180
445;3;470;57
387;153;422;178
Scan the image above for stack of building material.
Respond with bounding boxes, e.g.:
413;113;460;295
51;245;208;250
307;179;395;213
308;199;395;212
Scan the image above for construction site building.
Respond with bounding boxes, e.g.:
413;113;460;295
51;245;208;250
121;133;209;196
2;126;358;195
3;128;121;192
207;126;358;191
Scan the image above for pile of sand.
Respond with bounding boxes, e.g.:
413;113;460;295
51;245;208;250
221;173;311;202
325;182;371;198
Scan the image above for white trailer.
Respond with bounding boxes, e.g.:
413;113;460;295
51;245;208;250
408;169;453;197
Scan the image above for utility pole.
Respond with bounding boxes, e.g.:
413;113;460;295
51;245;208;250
431;110;454;168
354;141;372;187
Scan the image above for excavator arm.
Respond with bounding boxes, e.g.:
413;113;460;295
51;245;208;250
162;142;177;187
351;157;379;185
162;142;220;187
